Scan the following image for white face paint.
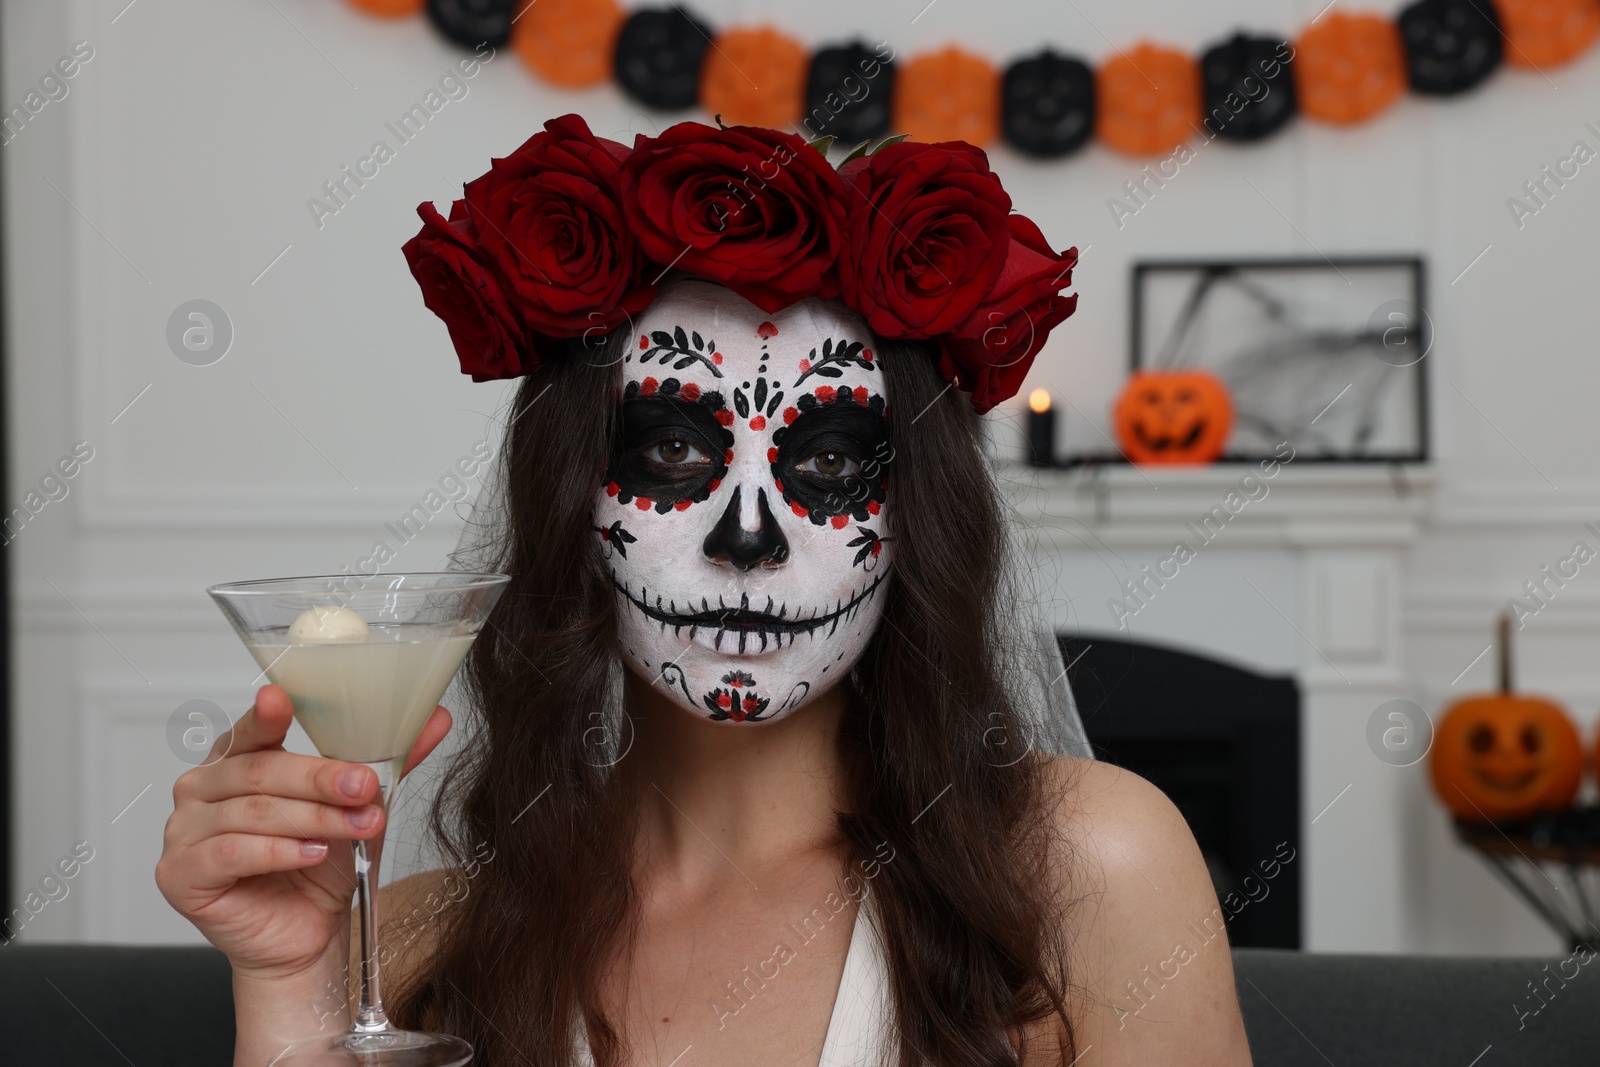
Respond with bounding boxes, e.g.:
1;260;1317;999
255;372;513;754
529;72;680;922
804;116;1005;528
594;280;893;723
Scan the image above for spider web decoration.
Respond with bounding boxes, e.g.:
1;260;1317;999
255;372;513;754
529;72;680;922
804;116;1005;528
1134;258;1428;462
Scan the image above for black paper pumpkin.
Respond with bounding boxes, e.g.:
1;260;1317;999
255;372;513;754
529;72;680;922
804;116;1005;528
1398;0;1503;95
613;7;714;110
804;42;897;142
1200;33;1298;142
426;0;519;49
1002;51;1095;157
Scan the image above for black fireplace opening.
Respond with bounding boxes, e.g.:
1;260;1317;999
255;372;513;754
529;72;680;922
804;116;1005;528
1060;634;1301;949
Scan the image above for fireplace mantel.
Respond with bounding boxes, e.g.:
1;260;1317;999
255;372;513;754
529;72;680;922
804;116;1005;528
998;461;1437;952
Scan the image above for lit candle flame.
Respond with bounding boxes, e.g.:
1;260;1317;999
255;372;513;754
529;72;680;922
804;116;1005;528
1028;388;1051;414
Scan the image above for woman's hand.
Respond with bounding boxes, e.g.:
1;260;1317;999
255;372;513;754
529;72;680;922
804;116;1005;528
155;684;453;982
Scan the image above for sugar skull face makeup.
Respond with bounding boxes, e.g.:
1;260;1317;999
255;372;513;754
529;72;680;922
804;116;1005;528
594;280;893;723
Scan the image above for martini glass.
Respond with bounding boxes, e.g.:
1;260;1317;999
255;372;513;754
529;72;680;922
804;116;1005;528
208;572;510;1066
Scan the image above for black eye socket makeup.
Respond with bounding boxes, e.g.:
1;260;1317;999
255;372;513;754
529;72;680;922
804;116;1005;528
771;399;890;522
607;392;734;509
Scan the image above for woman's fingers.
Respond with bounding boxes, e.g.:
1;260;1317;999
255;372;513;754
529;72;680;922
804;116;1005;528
183;833;333;889
181;794;385;847
184;749;378;807
399;706;453;780
209;685;296;761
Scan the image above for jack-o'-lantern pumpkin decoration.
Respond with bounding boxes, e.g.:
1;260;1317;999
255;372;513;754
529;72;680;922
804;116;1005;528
1096;43;1201;157
1294;12;1408;125
1496;0;1600;69
1113;369;1233;465
1430;614;1584;822
512;0;626;89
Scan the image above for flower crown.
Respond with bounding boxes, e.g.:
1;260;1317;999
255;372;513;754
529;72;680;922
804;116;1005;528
402;113;1078;414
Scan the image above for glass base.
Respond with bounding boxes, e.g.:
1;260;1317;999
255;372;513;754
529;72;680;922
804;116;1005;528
268;1029;472;1066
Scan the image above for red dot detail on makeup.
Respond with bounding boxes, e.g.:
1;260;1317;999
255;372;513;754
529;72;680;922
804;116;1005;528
708;479;721;492
791;501;808;517
635;497;652;510
715;409;734;426
757;321;779;339
640;377;658;396
783;407;798;425
773;479;785;493
853;386;869;405
639;335;648;349
862;348;873;361
831;515;849;529
767;447;778;462
680;382;701;401
815;385;837;403
724;449;734;463
674;500;692;511
799;358;811;373
605;481;620;497
712;352;723;365
867;499;880;515
872;543;882;557
749;415;766;431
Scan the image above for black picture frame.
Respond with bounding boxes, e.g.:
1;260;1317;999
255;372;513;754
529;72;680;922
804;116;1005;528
1103;255;1430;465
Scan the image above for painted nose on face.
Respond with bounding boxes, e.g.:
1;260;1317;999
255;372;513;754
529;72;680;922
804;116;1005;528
702;485;790;570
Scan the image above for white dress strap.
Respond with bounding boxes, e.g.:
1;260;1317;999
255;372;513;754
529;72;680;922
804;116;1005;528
817;901;891;1067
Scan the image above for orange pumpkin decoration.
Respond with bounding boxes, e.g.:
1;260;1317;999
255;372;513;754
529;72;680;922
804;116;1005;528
344;0;423;15
1430;614;1584;822
1096;43;1201;157
892;47;1001;146
1497;0;1600;69
512;0;625;89
1294;12;1407;125
1112;369;1233;465
700;26;808;129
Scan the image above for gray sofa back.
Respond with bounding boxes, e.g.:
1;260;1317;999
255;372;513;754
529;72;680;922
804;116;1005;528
1;944;1594;1064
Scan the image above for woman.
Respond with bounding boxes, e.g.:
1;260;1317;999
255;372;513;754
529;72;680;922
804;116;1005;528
157;116;1251;1066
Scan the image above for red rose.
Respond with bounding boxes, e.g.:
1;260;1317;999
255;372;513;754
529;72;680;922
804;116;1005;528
402;202;531;382
938;215;1079;413
838;140;1012;339
620;122;850;313
461;113;653;336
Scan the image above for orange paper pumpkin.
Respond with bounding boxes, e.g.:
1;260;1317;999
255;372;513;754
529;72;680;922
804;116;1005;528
1496;0;1600;69
700;26;808;128
512;0;625;89
1112;370;1233;464
1294;12;1407;124
345;0;423;15
1096;43;1201;157
893;47;1001;146
1430;615;1584;822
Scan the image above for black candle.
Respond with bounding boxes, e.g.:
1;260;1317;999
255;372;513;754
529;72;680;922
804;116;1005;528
1026;389;1055;467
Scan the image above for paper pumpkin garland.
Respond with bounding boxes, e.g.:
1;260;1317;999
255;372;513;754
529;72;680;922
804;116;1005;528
699;26;807;128
353;0;1600;166
511;0;624;88
614;7;712;110
1497;0;1600;69
350;0;423;16
1001;51;1096;158
1399;0;1504;95
893;47;1000;145
1097;43;1201;157
426;0;519;49
1294;12;1408;124
1200;33;1297;141
805;41;897;142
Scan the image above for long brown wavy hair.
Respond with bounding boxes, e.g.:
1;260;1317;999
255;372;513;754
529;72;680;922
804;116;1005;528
390;324;1078;1066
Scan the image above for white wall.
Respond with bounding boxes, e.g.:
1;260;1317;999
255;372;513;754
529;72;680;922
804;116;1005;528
6;0;1596;953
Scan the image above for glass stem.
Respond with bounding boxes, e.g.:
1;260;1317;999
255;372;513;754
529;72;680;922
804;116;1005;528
350;768;394;1034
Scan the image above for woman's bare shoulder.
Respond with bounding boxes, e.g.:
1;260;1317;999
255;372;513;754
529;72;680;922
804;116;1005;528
1038;756;1253;1065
